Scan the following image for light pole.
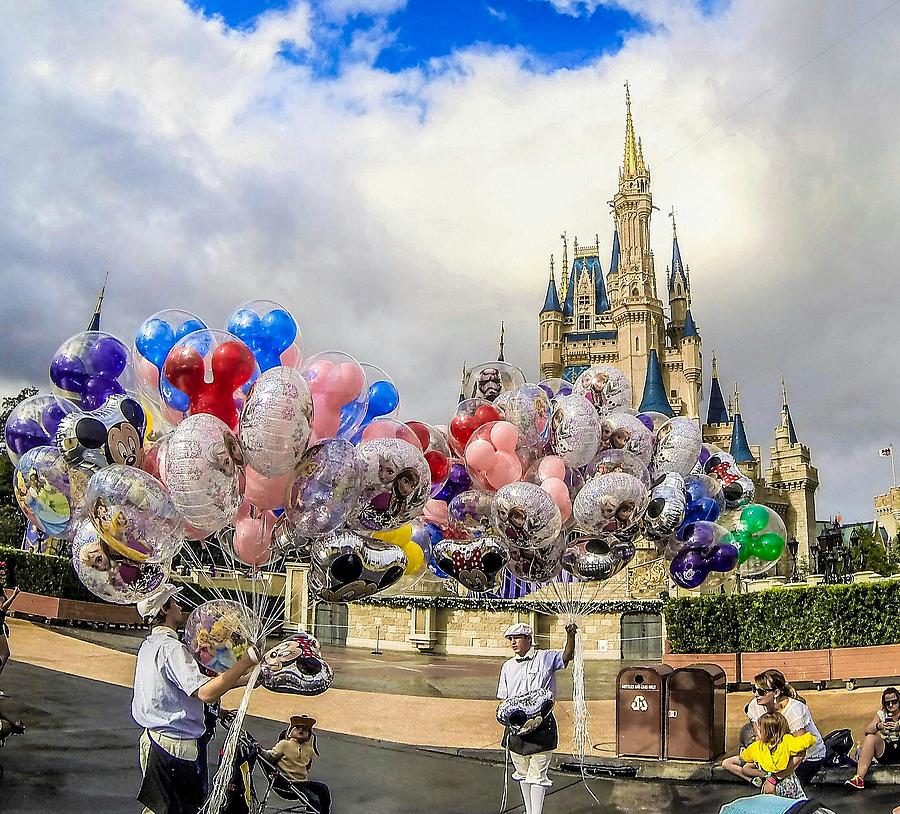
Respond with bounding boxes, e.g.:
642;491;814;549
788;538;800;582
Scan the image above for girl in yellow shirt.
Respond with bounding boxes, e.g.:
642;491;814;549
740;712;815;799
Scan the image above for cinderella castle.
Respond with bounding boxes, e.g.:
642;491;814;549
538;86;820;577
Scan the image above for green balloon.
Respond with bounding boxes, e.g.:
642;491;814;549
740;504;770;534
755;532;785;562
734;531;753;564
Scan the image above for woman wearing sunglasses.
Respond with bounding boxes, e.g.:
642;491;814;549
846;686;900;790
723;669;825;789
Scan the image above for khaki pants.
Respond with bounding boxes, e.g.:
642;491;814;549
510;750;553;786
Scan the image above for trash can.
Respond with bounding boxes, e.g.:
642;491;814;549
666;663;727;761
616;664;672;758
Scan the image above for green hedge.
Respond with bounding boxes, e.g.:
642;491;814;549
664;580;900;653
0;545;95;602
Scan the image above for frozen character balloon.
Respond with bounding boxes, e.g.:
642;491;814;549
572;364;632;418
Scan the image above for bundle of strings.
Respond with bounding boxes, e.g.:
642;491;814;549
202;662;261;814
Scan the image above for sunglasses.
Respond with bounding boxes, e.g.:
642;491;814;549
752;686;771;697
885;698;900;706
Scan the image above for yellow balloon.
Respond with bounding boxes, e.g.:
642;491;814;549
374;523;413;547
401;541;425;576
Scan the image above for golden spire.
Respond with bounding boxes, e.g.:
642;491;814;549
623;81;639;178
711;351;718;379
733;381;741;415
559;231;569;305
637;136;646;173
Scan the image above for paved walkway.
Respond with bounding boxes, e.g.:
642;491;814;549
11;620;893;757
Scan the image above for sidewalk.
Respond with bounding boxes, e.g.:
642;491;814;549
7;619;898;786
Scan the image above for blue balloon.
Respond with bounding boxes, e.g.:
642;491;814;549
136;319;176;369
176;319;206;341
227;307;297;372
261;309;297;349
351;380;400;438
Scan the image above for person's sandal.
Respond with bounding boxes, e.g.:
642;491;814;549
750;777;764;788
845;775;864;790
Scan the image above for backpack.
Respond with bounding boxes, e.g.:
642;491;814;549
821;728;856;768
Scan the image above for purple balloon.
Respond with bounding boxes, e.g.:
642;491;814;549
40;403;67;437
708;542;739;573
682;521;716;549
670;548;709;589
5;418;47;455
88;336;128;377
83;375;124;410
50;355;88;392
636;413;655;431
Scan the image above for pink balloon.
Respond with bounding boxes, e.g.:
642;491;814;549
306;360;334;393
233;508;276;567
537;455;566;481
312;406;341;440
338;362;365;402
243;466;292;511
487;451;522;490
490;421;519;454
423;499;449;526
135;354;160;390
142;438;167;482
465;439;496;471
541;477;572;522
280;344;302;369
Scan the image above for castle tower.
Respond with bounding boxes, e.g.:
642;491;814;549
702;353;732;450
638;348;674;416
611;83;667;401
730;382;761;481
539;255;564;379
667;211;691;343
765;380;819;566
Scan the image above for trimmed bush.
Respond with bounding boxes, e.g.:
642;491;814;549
0;545;94;602
664;580;900;653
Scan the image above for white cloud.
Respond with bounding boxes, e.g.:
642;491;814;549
0;0;897;520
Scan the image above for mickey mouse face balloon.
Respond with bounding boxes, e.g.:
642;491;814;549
497;689;554;736
259;633;333;696
562;534;636;582
433;536;509;592
643;473;686;541
308;531;407;602
349;438;431;533
56;395;146;473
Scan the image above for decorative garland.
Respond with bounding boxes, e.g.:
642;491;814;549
356;594;664;614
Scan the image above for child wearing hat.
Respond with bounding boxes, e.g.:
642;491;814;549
263;714;331;814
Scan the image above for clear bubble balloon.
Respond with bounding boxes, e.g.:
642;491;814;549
448;489;494;537
50;331;135;411
5;394;78;466
406;421;452;498
734;503;787;578
463;361;526;404
85;464;184;563
525;455;584;528
226;300;303;373
447;398;504;459
666;521;739;591
184;600;262;674
491;481;562;550
14;446;78;539
549;393;600;468
348;364;399;441
651;416;703;477
571;364;632;418
163;413;243;536
504;535;566;583
677;474;725;538
600;412;654;465
697;445;755;510
539;378;573;400
637;411;671;433
285;439;363;538
494;384;551;455
302;351;368;441
72;519;169;604
573;472;649;535
239;366;313;477
463;421;531;493
585;448;651;487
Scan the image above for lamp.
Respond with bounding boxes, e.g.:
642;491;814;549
787;537;800;582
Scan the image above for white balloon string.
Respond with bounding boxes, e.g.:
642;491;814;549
201;662;261;814
498;741;510;813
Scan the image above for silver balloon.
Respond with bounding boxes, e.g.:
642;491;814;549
55;395;146;473
572;364;632;418
585;448;651;487
259;633;333;696
494;384;551;454
308;531;407;602
433;536;509;592
600;412;654;465
573;472;649;535
285;439;363;538
491;481;562;549
643;473;687;540
561;533;636;582
549;393;600;468
497;689;554;735
651;417;702;477
503;534;565;583
350;438;431;532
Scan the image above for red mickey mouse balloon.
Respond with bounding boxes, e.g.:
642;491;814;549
448;398;503;458
163;330;257;430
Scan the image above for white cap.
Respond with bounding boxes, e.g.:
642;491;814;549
136;585;182;622
504;622;533;639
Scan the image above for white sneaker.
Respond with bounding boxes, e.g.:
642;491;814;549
751;777;764;788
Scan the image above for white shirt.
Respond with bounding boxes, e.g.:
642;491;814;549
746;697;826;760
132;626;209;740
496;648;566;700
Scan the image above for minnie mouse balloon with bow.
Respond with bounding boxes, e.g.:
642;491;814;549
259;632;333;696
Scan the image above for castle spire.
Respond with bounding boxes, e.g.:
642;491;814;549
730;381;754;462
706;352;729;425
541;255;562;313
87;271;108;332
638;348;674;416
498;321;505;362
559;232;569;305
458;361;467;403
781;378;798;444
622;81;640;178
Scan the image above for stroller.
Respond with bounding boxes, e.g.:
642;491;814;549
218;711;330;814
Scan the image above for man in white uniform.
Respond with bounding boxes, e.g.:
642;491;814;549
132;585;259;814
497;621;576;814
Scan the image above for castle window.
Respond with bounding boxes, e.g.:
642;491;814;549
578;314;590;330
671;389;677;399
578;294;590;312
635;337;640;351
631;287;639;298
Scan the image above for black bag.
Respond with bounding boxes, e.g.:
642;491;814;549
505;712;559;756
821;728;856;768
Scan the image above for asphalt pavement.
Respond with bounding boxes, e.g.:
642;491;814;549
0;661;897;814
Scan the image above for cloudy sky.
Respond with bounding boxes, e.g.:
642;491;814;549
1;0;897;520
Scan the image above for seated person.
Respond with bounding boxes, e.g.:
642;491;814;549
846;686;900;790
262;714;331;814
739;711;815;799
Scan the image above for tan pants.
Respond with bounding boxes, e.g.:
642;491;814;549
510;750;553;786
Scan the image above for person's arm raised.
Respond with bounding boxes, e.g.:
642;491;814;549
562;623;577;667
196;649;258;704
